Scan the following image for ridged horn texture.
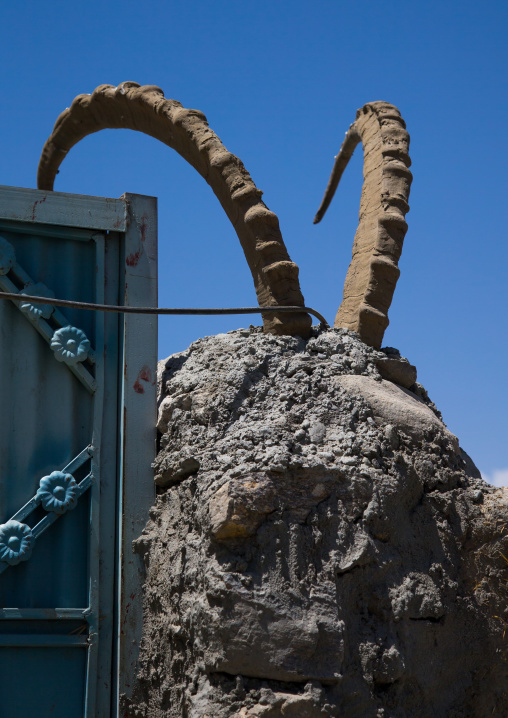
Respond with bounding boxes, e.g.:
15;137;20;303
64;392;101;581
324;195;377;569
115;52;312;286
314;101;412;349
37;82;311;337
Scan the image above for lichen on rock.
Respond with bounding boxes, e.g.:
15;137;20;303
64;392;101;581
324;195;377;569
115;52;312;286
125;327;508;718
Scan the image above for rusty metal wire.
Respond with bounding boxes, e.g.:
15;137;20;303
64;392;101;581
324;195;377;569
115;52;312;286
0;291;329;328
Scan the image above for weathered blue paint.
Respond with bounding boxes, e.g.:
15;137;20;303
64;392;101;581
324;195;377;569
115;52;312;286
0;233;97;393
0;186;157;717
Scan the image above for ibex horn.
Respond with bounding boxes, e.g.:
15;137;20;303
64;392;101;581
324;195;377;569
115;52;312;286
37;82;311;338
314;102;412;349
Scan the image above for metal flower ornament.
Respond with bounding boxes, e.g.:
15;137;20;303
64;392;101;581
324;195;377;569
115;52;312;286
0;520;34;565
50;325;90;365
37;471;78;514
20;282;56;321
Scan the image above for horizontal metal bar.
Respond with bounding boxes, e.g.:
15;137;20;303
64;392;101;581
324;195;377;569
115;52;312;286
0;608;89;620
0;634;89;647
0;218;104;242
0;185;127;232
0;290;329;327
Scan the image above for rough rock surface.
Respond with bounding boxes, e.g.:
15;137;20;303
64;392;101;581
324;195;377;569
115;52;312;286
125;327;508;717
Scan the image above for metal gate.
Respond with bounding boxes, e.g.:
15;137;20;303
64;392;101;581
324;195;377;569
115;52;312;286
0;186;157;717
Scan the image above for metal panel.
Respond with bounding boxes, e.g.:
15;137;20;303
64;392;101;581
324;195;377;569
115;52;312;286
0;187;156;717
0;646;87;717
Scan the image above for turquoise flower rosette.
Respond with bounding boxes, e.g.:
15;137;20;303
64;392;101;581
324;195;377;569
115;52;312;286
0;520;33;565
20;282;55;320
37;471;78;515
50;326;90;366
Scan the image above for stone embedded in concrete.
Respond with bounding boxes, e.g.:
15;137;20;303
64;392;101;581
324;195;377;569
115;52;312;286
335;374;459;450
232;687;324;718
375;355;417;388
154;452;200;487
209;477;277;540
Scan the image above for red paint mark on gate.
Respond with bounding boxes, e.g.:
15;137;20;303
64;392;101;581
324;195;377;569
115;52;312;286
126;216;147;266
133;364;153;394
31;195;47;221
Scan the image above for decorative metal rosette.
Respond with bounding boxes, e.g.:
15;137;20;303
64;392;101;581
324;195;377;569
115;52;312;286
0;236;16;275
50;325;90;366
36;471;78;514
0;520;33;565
20;282;55;320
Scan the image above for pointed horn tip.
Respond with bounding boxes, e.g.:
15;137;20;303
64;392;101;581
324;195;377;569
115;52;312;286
314;206;325;224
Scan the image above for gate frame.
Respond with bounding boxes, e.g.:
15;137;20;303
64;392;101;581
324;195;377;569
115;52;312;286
0;185;157;717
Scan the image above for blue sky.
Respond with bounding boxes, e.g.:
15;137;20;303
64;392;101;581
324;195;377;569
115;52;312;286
1;1;507;482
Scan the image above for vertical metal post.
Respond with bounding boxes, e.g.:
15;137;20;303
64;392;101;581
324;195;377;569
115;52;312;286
116;193;157;713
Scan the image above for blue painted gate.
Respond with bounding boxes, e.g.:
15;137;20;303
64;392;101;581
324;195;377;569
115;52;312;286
0;186;157;717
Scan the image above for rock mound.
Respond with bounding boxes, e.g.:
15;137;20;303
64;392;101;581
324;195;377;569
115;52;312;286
125;327;508;717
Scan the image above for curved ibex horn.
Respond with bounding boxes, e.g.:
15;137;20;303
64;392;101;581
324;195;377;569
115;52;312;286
314;101;412;349
37;82;311;338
